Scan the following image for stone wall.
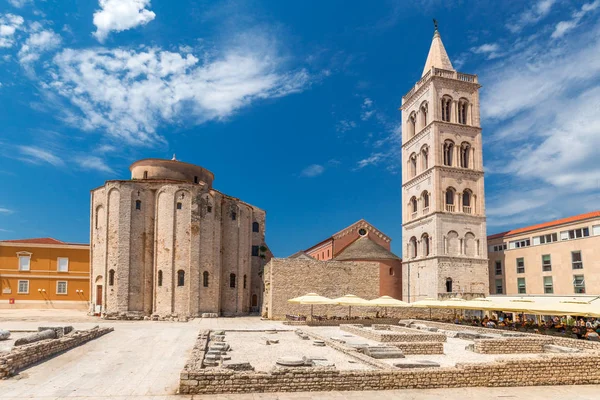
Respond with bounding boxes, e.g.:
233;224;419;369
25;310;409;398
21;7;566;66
263;259;380;320
390;341;444;355
0;326;113;379
409;320;600;352
340;324;446;343
180;353;600;394
473;337;552;354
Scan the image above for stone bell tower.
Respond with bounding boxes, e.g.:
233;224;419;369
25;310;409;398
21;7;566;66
400;23;489;302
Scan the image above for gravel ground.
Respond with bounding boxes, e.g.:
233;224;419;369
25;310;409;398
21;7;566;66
305;326;546;367
222;331;375;372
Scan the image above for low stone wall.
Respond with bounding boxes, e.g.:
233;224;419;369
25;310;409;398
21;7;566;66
389;341;444;355
306;318;399;327
340;324;446;343
183;330;210;371
179;353;600;394
0;326;113;379
473;337;553;354
410;320;600;352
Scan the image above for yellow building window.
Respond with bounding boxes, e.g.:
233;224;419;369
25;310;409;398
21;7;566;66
17;252;32;271
57;257;69;272
18;280;29;294
57;281;68;295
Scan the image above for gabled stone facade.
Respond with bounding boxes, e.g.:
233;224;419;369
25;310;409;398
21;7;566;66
401;28;489;301
90;158;269;318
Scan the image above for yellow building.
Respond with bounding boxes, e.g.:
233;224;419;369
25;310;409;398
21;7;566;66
488;211;600;296
0;238;90;309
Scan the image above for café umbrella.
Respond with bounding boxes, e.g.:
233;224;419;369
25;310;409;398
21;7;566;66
331;294;370;318
367;296;409;316
287;293;335;319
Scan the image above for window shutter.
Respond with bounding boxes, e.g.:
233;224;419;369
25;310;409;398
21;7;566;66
532;237;540;246
593;225;600;236
560;231;569;240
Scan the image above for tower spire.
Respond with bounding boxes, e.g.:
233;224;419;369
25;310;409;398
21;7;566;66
422;19;454;77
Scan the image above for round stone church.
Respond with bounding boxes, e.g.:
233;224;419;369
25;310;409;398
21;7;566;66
89;157;269;319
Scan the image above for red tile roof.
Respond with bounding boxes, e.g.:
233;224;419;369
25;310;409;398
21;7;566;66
0;237;88;246
487;211;600;240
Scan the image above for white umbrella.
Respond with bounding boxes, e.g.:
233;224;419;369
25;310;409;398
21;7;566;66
287;293;335;319
368;296;409;316
331;294;370;318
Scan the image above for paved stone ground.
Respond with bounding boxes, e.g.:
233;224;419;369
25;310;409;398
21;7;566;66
1;310;600;399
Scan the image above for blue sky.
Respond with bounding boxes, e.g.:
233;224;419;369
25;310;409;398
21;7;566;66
1;0;599;257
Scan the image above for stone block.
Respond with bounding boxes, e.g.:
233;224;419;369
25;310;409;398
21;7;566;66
0;330;10;341
544;345;581;354
394;360;440;368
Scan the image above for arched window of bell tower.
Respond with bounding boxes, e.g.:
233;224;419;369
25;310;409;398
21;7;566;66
458;98;469;125
443;140;454;166
408;112;417;138
409;153;417;177
445;187;456;212
420;145;429;170
441;96;453;122
460;142;471;168
410;196;418;218
420;101;428;127
409;236;418;258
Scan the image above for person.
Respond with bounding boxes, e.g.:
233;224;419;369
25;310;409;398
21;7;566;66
486;319;496;328
585;328;599;341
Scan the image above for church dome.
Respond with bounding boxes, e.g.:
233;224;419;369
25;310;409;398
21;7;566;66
129;158;214;187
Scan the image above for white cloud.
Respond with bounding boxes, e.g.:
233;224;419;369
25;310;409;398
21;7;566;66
0;207;13;214
300;164;324;177
74;155;114;173
18;146;65;166
482;21;600;228
471;43;503;60
18;29;61;65
551;0;600;39
0;13;24;48
44;45;311;145
93;0;156;42
356;153;384;169
361;97;374;121
506;0;556;33
8;0;32;8
336;119;357;133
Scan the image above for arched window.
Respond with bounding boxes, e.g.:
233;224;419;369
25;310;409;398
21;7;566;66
460;142;471;168
409;236;418;258
143;171;148;179
252;222;259;232
231;211;237;220
177;270;185;287
389;267;394;276
243;274;247;289
441;96;452;122
157;270;163;287
135;200;141;210
446;278;453;293
176;202;182;210
409;153;417;177
420;102;428;127
422;233;430;256
230;273;236;288
421;146;429;170
463;190;472;214
465;232;476;257
458;98;468;125
443;140;454;166
410;196;418;218
251;294;258;307
408;112;417;137
447;231;459;255
445;188;455;212
203;271;209;287
108;269;115;286
422;191;430;212
194;176;198;184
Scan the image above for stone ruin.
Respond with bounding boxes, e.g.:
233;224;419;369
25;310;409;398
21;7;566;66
14;326;75;346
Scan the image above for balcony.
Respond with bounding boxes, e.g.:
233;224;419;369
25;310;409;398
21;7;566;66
411;212;417;220
463;206;472;214
445;204;455;212
403;68;478;101
422;207;429;215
